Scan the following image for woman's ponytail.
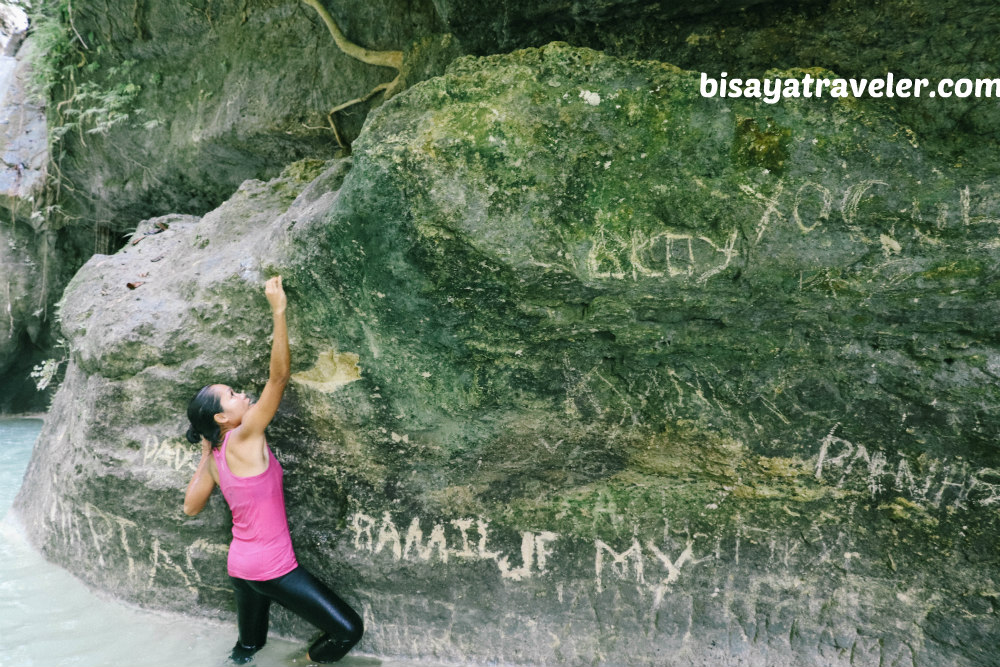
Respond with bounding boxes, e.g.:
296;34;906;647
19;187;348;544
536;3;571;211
186;385;223;447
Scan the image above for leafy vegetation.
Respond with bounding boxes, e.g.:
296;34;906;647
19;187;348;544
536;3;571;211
25;1;148;146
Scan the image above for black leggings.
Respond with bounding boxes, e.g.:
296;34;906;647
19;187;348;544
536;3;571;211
230;566;363;664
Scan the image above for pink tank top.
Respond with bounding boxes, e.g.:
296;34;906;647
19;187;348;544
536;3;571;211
213;431;298;580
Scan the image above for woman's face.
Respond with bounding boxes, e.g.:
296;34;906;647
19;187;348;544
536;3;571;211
213;384;252;427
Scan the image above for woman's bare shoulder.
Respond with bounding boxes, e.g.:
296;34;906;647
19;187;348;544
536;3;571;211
225;428;269;475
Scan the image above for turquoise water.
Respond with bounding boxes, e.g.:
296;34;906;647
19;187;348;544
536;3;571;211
0;418;449;667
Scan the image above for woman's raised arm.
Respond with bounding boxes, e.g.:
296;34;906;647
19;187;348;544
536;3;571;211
238;276;290;438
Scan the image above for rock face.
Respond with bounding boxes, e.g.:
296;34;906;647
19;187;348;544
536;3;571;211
0;31;58;413
435;0;1000;161
7;0;1000;413
47;0;446;230
44;0;1000;235
0;0;452;410
14;44;1000;665
0;38;46;207
0;217;45;412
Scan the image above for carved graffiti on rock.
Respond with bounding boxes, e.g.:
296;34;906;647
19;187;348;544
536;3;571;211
583;181;998;283
814;424;1000;508
142;435;196;472
350;510;714;606
348;511;559;582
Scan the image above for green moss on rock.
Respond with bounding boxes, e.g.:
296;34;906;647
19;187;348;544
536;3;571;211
14;44;1000;665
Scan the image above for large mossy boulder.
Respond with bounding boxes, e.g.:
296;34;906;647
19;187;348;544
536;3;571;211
46;0;1000;236
14;0;999;415
15;44;1000;665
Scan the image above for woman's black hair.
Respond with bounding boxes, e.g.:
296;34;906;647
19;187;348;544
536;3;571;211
186;385;223;447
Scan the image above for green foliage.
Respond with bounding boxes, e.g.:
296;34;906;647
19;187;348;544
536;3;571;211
29;339;67;391
20;0;159;292
25;4;150;144
30;357;61;390
53;60;145;139
22;4;76;105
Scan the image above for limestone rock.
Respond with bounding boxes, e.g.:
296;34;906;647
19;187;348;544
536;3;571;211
0;36;46;206
0;220;36;371
48;0;447;234
14;45;1000;666
0;30;53;412
12;0;998;417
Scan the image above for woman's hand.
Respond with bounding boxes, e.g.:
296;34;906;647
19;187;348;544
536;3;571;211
265;276;286;315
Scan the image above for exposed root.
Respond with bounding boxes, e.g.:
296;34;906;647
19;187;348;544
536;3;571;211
324;81;392;148
301;0;404;151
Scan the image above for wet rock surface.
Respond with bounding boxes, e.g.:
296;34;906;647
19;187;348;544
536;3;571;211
14;45;1000;665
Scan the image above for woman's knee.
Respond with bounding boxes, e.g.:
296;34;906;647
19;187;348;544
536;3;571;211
271;567;363;640
308;618;363;664
343;611;364;644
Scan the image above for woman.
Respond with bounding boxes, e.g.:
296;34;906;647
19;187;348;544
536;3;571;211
183;276;363;664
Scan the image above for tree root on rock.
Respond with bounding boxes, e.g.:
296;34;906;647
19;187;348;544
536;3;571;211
301;0;404;152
